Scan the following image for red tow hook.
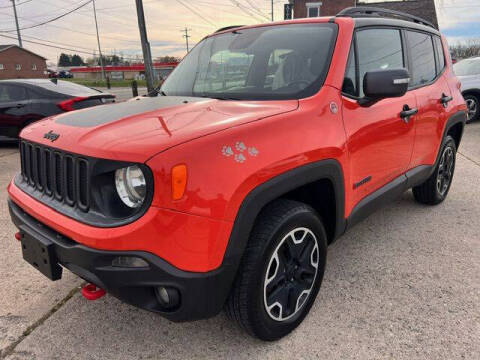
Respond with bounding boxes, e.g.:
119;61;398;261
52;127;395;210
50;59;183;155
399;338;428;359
15;232;21;241
81;283;106;301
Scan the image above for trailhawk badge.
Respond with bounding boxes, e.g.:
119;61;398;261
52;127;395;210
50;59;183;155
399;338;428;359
44;130;60;142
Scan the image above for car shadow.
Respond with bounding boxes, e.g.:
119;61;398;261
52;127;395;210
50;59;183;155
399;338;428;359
21;190;469;359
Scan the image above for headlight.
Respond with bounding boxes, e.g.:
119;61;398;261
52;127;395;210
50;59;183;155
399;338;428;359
115;165;147;208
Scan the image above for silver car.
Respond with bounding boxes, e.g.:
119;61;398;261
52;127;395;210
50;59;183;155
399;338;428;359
454;57;480;123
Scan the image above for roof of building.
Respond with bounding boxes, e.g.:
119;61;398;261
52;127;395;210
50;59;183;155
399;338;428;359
0;44;47;60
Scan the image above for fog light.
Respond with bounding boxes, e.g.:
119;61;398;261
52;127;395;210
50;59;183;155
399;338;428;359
155;286;180;310
111;256;149;268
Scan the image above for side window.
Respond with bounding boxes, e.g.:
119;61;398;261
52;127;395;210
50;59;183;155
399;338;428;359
406;31;436;87
343;43;357;97
0;85;28;102
356;29;404;97
433;36;446;74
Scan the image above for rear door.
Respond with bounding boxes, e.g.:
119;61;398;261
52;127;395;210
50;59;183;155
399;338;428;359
342;28;417;205
0;84;30;136
406;30;452;168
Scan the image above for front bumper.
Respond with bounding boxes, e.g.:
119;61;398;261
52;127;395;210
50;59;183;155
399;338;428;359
9;199;236;322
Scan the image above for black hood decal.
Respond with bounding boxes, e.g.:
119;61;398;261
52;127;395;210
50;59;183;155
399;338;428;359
55;96;209;128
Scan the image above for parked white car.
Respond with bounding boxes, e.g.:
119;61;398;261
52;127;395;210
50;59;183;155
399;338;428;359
454;57;480;123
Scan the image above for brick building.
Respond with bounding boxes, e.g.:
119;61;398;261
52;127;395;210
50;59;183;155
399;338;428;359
288;0;438;29
0;45;48;80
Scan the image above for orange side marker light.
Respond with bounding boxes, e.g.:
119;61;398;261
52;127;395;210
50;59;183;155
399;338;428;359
171;164;188;200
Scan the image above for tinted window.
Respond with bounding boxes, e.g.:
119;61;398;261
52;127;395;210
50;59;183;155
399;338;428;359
34;80;101;96
356;29;404;97
0;84;27;102
406;31;436;87
454;58;480;76
161;23;337;100
434;36;445;73
343;44;357;97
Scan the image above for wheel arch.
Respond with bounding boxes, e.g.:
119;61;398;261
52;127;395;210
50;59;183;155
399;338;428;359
444;110;466;150
222;159;346;269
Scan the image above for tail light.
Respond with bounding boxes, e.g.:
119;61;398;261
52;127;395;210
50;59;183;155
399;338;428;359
57;96;88;112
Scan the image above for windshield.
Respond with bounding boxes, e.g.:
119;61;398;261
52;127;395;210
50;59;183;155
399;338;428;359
161;23;337;100
454;58;480;76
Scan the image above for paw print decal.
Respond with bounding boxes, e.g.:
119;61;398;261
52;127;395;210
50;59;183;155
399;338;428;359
235;153;246;163
222;145;234;157
248;147;259;157
222;141;260;164
235;141;246;152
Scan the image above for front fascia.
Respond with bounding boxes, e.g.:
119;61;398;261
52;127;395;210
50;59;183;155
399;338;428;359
8;180;233;272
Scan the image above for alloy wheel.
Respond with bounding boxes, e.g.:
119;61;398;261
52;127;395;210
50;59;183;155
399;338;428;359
466;98;478;121
437;146;455;196
264;227;319;322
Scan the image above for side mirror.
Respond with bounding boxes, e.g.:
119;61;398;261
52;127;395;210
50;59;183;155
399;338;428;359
360;68;410;106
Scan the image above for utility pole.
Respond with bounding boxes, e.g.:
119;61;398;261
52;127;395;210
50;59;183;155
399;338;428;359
181;27;191;53
11;0;22;47
135;0;155;94
92;0;105;80
271;0;274;21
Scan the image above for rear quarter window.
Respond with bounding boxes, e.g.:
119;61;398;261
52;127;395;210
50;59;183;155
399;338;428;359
34;80;101;96
0;84;28;102
406;31;436;87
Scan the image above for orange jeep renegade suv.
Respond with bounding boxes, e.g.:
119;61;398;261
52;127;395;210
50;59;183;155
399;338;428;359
8;7;467;340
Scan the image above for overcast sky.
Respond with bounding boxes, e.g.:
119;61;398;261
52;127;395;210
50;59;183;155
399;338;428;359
0;0;479;63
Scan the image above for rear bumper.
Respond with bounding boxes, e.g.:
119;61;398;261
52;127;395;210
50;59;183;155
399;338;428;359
9;199;236;322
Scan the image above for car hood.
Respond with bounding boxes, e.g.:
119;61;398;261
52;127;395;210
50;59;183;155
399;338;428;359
20;96;298;162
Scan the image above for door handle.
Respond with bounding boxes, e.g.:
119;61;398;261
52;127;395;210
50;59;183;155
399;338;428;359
16;103;25;108
440;93;453;108
400;105;418;123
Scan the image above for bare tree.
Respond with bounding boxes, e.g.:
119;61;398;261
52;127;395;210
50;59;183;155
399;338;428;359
449;38;480;60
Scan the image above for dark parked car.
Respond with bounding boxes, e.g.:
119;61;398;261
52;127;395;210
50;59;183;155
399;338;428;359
0;79;115;138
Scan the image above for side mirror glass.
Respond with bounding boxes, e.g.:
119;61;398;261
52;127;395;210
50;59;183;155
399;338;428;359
360;68;410;106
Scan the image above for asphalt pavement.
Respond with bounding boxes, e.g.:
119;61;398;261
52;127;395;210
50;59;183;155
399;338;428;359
0;123;479;360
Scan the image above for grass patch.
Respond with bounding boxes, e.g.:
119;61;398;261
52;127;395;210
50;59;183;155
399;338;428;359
64;78;149;88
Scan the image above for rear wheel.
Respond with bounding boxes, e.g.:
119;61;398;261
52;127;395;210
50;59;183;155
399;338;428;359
464;94;479;123
225;199;327;341
413;135;457;205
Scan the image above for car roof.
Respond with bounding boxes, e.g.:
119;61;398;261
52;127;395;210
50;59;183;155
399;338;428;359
352;17;441;35
210;15;441;38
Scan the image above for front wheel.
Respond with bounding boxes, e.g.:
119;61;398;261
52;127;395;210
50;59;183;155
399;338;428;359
413;135;457;205
225;199;327;341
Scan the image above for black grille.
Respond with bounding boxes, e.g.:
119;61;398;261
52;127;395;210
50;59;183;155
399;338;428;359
20;141;90;211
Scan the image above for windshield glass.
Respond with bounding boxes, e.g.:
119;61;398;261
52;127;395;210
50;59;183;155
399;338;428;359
161;23;337;100
454;58;480;76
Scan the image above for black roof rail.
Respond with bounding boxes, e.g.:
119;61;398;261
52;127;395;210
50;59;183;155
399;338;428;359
215;25;245;33
336;6;435;29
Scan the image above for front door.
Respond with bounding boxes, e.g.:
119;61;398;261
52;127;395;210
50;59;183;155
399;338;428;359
342;28;417;209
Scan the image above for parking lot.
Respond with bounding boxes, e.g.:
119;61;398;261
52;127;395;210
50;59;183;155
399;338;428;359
0;123;478;360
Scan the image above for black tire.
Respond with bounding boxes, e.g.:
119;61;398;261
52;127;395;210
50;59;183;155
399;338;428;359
413;135;457;205
225;199;327;341
464;94;479;123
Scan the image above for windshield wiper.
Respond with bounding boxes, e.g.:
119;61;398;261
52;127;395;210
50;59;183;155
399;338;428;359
211;96;241;100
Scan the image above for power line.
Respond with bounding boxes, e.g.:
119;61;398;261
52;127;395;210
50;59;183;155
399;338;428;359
0;32;96;55
0;0;31;9
228;0;268;22
174;0;216;27
0;0;93;32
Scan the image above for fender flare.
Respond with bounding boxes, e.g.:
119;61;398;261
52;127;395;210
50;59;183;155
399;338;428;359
222;159;346;267
443;110;466;150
